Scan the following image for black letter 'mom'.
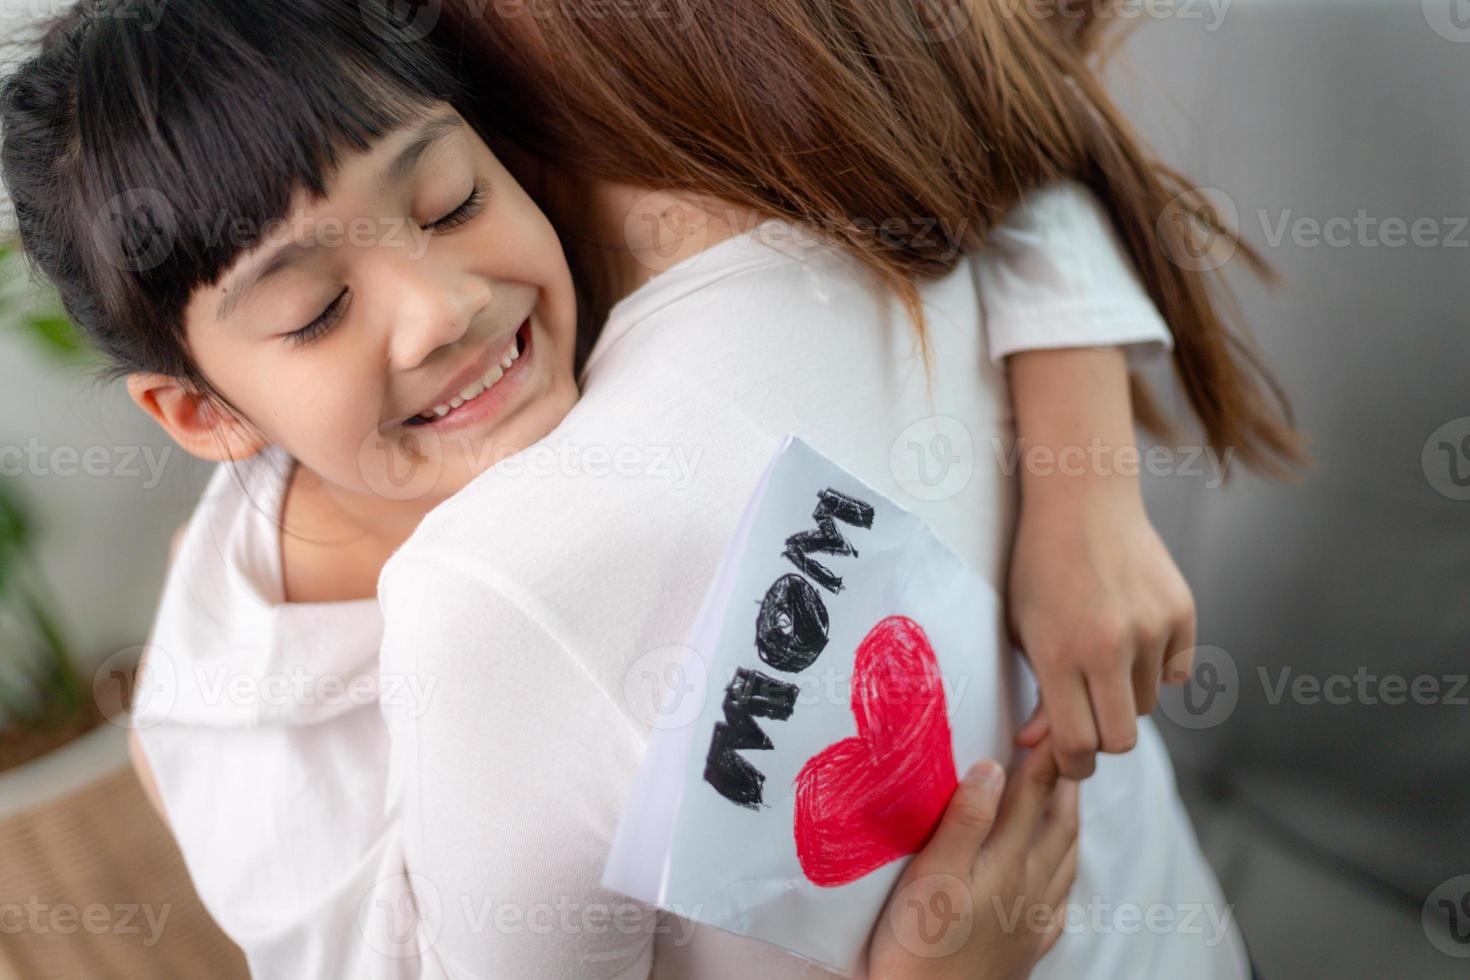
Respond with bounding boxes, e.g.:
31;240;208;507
782;487;876;594
703;668;800;809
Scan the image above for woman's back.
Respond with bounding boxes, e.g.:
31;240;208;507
378;222;1247;978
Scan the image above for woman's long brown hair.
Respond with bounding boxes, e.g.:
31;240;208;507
439;0;1304;476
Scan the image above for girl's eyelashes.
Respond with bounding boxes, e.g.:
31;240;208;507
280;183;483;347
424;183;487;233
286;287;349;347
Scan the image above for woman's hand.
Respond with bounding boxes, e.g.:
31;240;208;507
1007;486;1196;778
868;742;1079;980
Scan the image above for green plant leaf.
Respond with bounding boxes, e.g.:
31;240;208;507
22;313;85;357
0;484;31;554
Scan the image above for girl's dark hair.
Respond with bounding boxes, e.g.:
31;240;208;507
1;0;467;390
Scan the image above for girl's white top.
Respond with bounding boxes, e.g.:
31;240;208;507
137;182;1245;979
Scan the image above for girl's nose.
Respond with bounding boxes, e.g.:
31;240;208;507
382;258;495;370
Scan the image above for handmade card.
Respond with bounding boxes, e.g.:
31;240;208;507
603;435;1027;974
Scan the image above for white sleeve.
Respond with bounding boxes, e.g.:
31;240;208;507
378;555;658;980
132;715;437;979
976;180;1174;366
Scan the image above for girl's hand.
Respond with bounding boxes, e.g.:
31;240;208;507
868;742;1079;980
1008;486;1196;778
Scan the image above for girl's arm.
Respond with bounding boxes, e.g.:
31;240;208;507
975;182;1196;780
1005;348;1196;780
129;729;168;826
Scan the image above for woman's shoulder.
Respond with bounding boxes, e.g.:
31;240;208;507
600;221;890;332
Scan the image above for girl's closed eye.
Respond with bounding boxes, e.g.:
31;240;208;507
282;184;487;347
286;287;350;347
425;183;487;233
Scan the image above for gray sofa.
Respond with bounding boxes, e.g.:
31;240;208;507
1116;4;1470;977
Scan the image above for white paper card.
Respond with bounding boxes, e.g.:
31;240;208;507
604;435;1024;975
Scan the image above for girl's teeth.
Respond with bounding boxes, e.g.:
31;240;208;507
415;333;523;422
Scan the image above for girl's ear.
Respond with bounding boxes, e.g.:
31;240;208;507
126;373;267;463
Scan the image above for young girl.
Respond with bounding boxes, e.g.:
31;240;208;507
0;0;1289;976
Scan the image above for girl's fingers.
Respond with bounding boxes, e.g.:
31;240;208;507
1015;701;1050;747
921;759;1007;872
1037;668;1099;779
1131;637;1166;716
1086;668;1138;755
1161;615;1198;687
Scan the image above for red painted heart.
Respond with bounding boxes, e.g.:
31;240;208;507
794;615;958;887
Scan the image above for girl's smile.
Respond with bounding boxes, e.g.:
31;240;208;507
401;316;533;433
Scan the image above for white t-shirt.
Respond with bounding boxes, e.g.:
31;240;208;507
377;190;1244;978
136;182;1231;979
132;446;414;978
